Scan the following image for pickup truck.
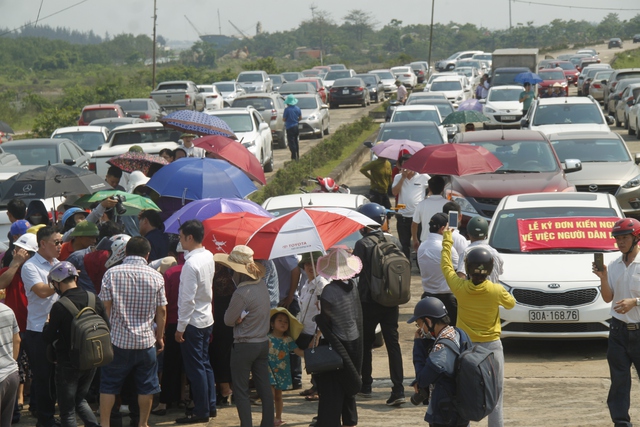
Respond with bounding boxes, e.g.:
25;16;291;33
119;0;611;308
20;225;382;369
90;122;179;178
150;80;205;112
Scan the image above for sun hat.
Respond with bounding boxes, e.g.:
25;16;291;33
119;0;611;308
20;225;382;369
284;94;298;105
26;224;46;235
316;248;362;281
156;256;177;274
70;221;99;237
13;233;38;252
269;307;304;340
180;133;196;138
48;261;78;283
10;220;30;237
214;245;266;280
298;251;324;269
126;170;150;193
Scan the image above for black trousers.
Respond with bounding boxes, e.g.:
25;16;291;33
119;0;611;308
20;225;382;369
369;191;391;210
315;370;357;427
361;302;404;394
396;215;413;263
286;126;300;160
23;330;56;426
421;292;458;327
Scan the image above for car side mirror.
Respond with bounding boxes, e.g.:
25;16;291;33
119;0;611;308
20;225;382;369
479;99;486;104
601;80;607;84
63;159;76;166
520;118;530;128
563;158;582;173
607;116;615;125
635;153;640;165
258;123;269;131
321;104;328;109
363;141;373;148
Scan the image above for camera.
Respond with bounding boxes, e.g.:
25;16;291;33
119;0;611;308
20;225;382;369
410;388;429;406
113;195;127;216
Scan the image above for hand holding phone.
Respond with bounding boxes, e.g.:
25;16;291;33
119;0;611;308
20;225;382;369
594;253;604;271
448;211;459;229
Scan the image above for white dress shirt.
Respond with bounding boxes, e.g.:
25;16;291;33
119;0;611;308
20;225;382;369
412;195;449;241
22;253;59;332
607;255;640;323
177;247;215;332
417;233;463;294
392;173;429;218
452;229;470;270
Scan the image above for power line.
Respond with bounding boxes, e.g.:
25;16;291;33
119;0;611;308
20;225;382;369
35;0;45;26
512;0;640;11
0;0;92;37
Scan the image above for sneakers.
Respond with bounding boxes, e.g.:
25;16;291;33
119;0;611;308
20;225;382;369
357;388;372;398
385;393;406;406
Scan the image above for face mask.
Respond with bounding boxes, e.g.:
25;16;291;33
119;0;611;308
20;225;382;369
30;214;43;225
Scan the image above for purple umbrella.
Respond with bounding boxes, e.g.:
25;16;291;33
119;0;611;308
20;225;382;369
163;197;273;234
160;110;236;139
457;99;483;112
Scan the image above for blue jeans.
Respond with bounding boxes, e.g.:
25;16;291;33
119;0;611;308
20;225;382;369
607;318;640;427
180;324;216;418
55;362;99;427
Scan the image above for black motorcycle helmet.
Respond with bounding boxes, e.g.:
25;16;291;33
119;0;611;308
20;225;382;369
407;297;448;324
357;203;387;227
465;247;493;284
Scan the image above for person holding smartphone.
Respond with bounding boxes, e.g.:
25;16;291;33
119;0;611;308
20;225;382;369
592;218;640;427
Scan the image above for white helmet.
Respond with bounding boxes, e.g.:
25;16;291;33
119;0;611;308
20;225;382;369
105;234;131;268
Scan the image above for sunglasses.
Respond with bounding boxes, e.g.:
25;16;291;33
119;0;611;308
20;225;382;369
51;240;63;246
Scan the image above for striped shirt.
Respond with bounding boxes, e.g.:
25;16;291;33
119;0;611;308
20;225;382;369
100;256;167;349
0;304;19;382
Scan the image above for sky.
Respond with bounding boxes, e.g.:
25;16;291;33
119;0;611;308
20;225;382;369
1;0;639;43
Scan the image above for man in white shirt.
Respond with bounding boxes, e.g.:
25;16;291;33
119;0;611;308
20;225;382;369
395;81;407;104
412;175;448;251
180;133;206;158
464;216;504;284
391;153;429;265
417;213;464;325
175;219;216;423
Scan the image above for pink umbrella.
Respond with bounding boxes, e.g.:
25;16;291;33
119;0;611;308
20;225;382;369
371;139;425;160
402;143;503;176
457;99;483;112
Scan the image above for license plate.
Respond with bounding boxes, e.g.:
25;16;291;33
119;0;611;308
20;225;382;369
529;310;579;322
298;124;303;130
343;89;349;94
502;115;515;120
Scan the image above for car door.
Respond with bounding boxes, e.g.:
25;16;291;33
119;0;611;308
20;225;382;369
617;87;631;122
252;111;267;164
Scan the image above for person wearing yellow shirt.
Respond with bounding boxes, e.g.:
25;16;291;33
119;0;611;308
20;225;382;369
359;157;392;210
441;229;515;427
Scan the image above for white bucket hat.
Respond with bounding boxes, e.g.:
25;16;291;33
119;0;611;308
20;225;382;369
316;248;362;281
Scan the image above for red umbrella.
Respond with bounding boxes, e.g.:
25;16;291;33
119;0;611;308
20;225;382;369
195;135;267;185
401;144;503;176
202;212;272;254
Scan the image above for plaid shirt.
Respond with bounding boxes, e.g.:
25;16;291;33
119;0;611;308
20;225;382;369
99;256;167;349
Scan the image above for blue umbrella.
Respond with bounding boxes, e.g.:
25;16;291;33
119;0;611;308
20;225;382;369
163;197;273;234
514;72;543;85
146;158;257;202
160;110;236;139
457;99;483;112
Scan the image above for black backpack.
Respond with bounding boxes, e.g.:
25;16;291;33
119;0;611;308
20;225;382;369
58;293;113;370
438;337;500;422
368;233;411;307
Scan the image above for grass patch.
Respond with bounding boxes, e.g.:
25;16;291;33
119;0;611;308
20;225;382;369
612;47;640;69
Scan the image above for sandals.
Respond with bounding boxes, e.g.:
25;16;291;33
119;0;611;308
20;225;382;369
299;388;316;397
304;394;319;401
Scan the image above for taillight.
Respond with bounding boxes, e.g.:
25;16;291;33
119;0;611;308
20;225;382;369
404;74;411;77
592;83;601;89
330;88;338;93
270;109;277;121
89;162;96;172
185;94;191;104
355;87;364;92
139;113;151;120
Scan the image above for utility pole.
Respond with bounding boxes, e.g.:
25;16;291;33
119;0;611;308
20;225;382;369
427;0;435;78
509;0;513;30
152;0;157;89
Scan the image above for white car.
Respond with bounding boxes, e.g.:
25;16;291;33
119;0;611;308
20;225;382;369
213;81;246;107
488;191;623;339
205;107;274;172
427;76;471;108
424;72;459;92
389;105;447;142
51;125;109;153
368;69;398;95
455;66;481;91
197;85;224;110
322;69;356;89
522;97;614;136
481;85;523;129
390;66;418;88
296;94;330;138
629;92;640;138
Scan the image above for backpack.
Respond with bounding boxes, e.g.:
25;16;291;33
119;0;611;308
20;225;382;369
368;233;411;307
438;337;499;422
58;293;113;370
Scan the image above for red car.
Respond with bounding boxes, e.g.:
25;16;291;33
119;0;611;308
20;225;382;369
545;61;580;86
537;68;569;96
78;104;126;126
449;130;579;222
296;78;329;103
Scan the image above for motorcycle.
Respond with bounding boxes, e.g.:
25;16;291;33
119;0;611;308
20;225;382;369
299;176;350;194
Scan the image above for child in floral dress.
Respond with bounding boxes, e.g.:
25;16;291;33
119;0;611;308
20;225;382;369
268;307;304;427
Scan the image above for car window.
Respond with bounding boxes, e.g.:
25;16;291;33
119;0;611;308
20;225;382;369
296;98;319;109
378;126;444;145
53;132;105;152
67;143;84;158
550;137;631;162
111;129;177;146
392;110;441;124
156;83;188;91
252;112;262;129
488;88;521;102
233;98;272;111
214;83;234;92
2;145;58;165
209;114;253;133
82;108;118;123
59;143;73;161
554;62;575;71
466;140;558;172
430;81;462;91
371;71;394;80
532;104;604;126
539;71;565;80
116;100;149;111
237;73;264;82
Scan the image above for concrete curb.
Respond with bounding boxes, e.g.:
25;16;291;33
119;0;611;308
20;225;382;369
330;128;380;185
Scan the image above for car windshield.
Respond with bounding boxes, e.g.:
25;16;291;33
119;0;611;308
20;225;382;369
392;68;411;74
593;71;613;80
570;57;584;65
325;71;351;80
82;109;118;123
532;104;605;126
280;83;313;92
550;137;631;162
554;62;575;71
428;74;454;84
208;114;253;133
198;87;215;93
281;73;301;81
111;129;179;146
488;88;521;102
492;71;524;86
539;71;565;80
270;76;283;84
405;102;453;118
357;75;377;85
378;125;444;145
489;207;618;253
456;68;474;77
371;71;394;80
53;132;104;152
232;98;273;110
467;140;558;172
446;51;462;60
115;100;149;111
473;54;491;60
334;79;362;87
89;120;140;132
430;81;462;91
157;83;187;91
2;145;58;165
214;83;234;92
392;109;441;124
237;73;263;83
297;98;319;109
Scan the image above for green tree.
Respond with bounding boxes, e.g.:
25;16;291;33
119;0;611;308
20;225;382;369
32;107;78;137
342;10;376;43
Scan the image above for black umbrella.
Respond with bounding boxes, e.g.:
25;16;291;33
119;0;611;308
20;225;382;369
0;164;112;202
0;120;14;134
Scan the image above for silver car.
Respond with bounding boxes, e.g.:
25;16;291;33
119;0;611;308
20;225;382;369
587;70;614;101
232;93;288;149
368;69;398;94
213;81;246;107
295;94;330;139
236;71;273;93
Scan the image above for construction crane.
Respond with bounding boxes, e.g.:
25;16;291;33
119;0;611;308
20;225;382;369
228;20;249;39
184;15;203;37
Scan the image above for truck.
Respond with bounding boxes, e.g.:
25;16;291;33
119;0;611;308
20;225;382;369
150;80;205;112
491;48;539;76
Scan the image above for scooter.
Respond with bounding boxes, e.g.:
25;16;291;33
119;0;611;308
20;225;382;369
299;176;350;194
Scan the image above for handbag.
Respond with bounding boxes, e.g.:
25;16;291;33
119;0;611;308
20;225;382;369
304;331;343;375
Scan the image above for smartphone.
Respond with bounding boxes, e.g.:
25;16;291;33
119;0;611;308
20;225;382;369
448;211;459;229
240;310;249;320
594;253;604;271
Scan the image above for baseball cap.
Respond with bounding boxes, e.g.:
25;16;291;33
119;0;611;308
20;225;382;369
70;221;99;237
13;233;38;252
429;212;448;230
10;220;31;237
48;261;78;283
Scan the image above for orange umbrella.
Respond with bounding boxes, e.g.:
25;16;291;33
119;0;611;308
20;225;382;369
202;212;271;254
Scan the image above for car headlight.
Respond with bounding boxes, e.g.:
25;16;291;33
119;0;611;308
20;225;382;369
623;174;640;188
452;196;478;214
456;95;464;101
306;114;318;121
484;107;497;114
499;281;512;292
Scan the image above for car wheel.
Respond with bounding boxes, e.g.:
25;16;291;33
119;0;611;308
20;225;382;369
278;130;287;149
625;116;630;130
330;103;337;109
263;153;274;172
630;123;636;135
361;98;367;107
323;121;330;135
616;115;622;128
637;121;640;140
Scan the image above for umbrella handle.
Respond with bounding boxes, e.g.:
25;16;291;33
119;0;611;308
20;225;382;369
182;188;187;206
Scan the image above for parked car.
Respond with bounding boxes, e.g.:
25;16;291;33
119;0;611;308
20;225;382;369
150;81;204;112
606;77;640;115
480;85;524;129
614;83;640;128
404;98;454;120
586;70;614;101
323;70;356;89
450;129;581;221
576;48;598;57
545;61;580;86
548;131;640;216
376;122;446;146
435;50;484;71
455;66;481;91
295;78;329;103
488;191;622;339
328;78;370;108
354;74;385;103
204;107;274;172
608;38;623;48
281;72;304;83
389;105;446;141
295;94;330;138
278;82;317;97
213;81;246;107
472;53;492;70
390;66;418;88
0;138;91;169
569;54;592;69
301;69;324;78
88;117;145;132
389;92;448;122
521;96;613;136
114;98;165;121
603;69;640;113
424;72;460;92
327;64;347;71
268;74;285;92
78;104;126;126
51;126;109;153
491;67;531;87
577;58;600;73
428;76;471;108
634;34;640;43
408;62;428;83
232;93;287;148
629;93;640;138
577;64;611;94
537;68;569;96
368;69;398;95
236;71;273;93
196;85;225;110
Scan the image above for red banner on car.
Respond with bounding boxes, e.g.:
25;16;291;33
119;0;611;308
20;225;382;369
517;217;619;252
